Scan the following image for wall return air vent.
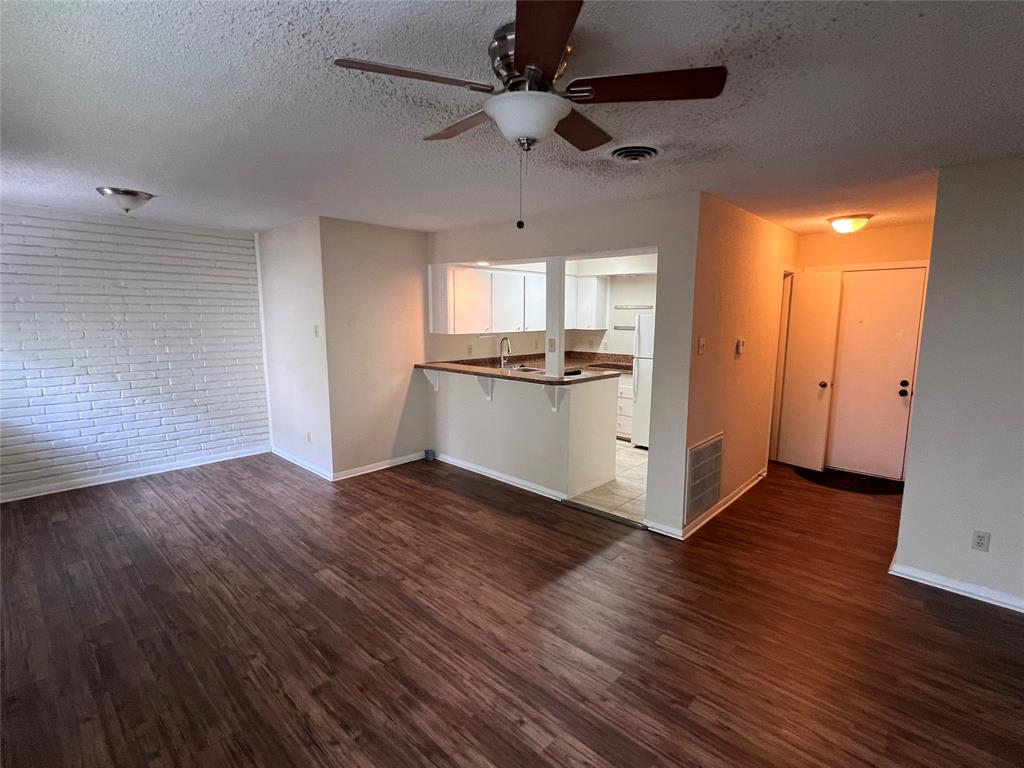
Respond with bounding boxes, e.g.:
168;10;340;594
686;433;723;523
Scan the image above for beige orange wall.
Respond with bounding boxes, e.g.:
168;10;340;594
686;194;798;523
319;217;431;475
796;221;933;268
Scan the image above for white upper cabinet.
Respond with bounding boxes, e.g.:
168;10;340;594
491;271;525;332
575;276;608;329
564;274;579;329
453;268;492;334
524;273;546;331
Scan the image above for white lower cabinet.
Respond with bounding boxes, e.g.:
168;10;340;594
617;372;633;439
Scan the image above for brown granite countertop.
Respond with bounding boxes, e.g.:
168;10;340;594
415;355;622;386
450;351;633;371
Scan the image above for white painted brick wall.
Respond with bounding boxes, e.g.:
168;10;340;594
0;205;270;501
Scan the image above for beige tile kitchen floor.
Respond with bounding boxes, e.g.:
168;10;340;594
570;441;649;524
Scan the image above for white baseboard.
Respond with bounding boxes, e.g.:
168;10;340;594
270;447;334;480
889;563;1024;614
434;453;566;500
645;521;683;540
1;445;270;503
682;468;766;540
332;452;423;481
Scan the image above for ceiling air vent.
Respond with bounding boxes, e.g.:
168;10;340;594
611;145;658;164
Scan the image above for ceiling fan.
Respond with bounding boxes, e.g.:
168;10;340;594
334;0;727;153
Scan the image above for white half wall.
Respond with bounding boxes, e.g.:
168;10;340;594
893;156;1024;607
0;204;269;501
428;193;701;534
257;217;333;474
319;217;430;475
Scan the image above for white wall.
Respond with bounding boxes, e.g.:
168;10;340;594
686;194;798;524
796;221;933;268
319;217;430;475
428;192;701;536
606;274;658;355
893;156;1024;609
0;204;269;501
257;217;333;475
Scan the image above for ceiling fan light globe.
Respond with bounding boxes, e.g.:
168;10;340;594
483;91;571;144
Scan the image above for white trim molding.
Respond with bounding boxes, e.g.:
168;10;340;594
645;521;683;540
682;469;766;540
435;453;566;500
889;563;1024;614
271;447;334;481
332;453;424;481
1;446;270;503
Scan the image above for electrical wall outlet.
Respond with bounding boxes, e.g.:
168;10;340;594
313;324;320;338
466;343;473;355
547;337;556;352
971;530;991;552
697;336;707;356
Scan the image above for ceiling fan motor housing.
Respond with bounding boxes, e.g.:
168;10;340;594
489;22;571;90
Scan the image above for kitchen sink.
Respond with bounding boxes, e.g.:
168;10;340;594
510;365;543;372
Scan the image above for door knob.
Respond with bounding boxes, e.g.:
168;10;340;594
818;380;828;388
898;389;909;397
899;379;910;387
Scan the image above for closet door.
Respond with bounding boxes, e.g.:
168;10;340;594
777;271;842;470
826;268;926;479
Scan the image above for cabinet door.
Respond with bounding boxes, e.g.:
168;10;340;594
491;271;525;332
564;274;578;329
524;273;546;331
576;276;608;330
453;268;492;334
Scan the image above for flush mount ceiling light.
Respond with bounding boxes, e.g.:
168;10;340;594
483;90;572;147
827;213;874;234
96;187;155;213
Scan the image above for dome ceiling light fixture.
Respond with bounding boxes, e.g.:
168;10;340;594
827;213;874;234
96;187;155;214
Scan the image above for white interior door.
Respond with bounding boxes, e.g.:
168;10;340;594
826;268;926;479
777;271;842;470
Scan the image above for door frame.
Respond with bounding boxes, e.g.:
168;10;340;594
774;259;930;479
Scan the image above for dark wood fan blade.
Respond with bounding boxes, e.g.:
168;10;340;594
514;1;583;82
424;111;491;141
555;108;612;151
334;58;494;93
565;66;727;103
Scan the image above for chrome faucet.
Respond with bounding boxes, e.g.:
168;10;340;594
499;336;512;368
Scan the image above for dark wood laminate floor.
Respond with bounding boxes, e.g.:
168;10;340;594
3;456;1022;768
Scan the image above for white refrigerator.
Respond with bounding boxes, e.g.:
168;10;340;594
632;314;655;448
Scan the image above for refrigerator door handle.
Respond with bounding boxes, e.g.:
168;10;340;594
633;314;640;358
632;358;638;401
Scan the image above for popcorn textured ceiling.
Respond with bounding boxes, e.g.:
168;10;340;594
2;1;1022;232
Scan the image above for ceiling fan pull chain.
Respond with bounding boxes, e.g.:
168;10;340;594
517;149;525;229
